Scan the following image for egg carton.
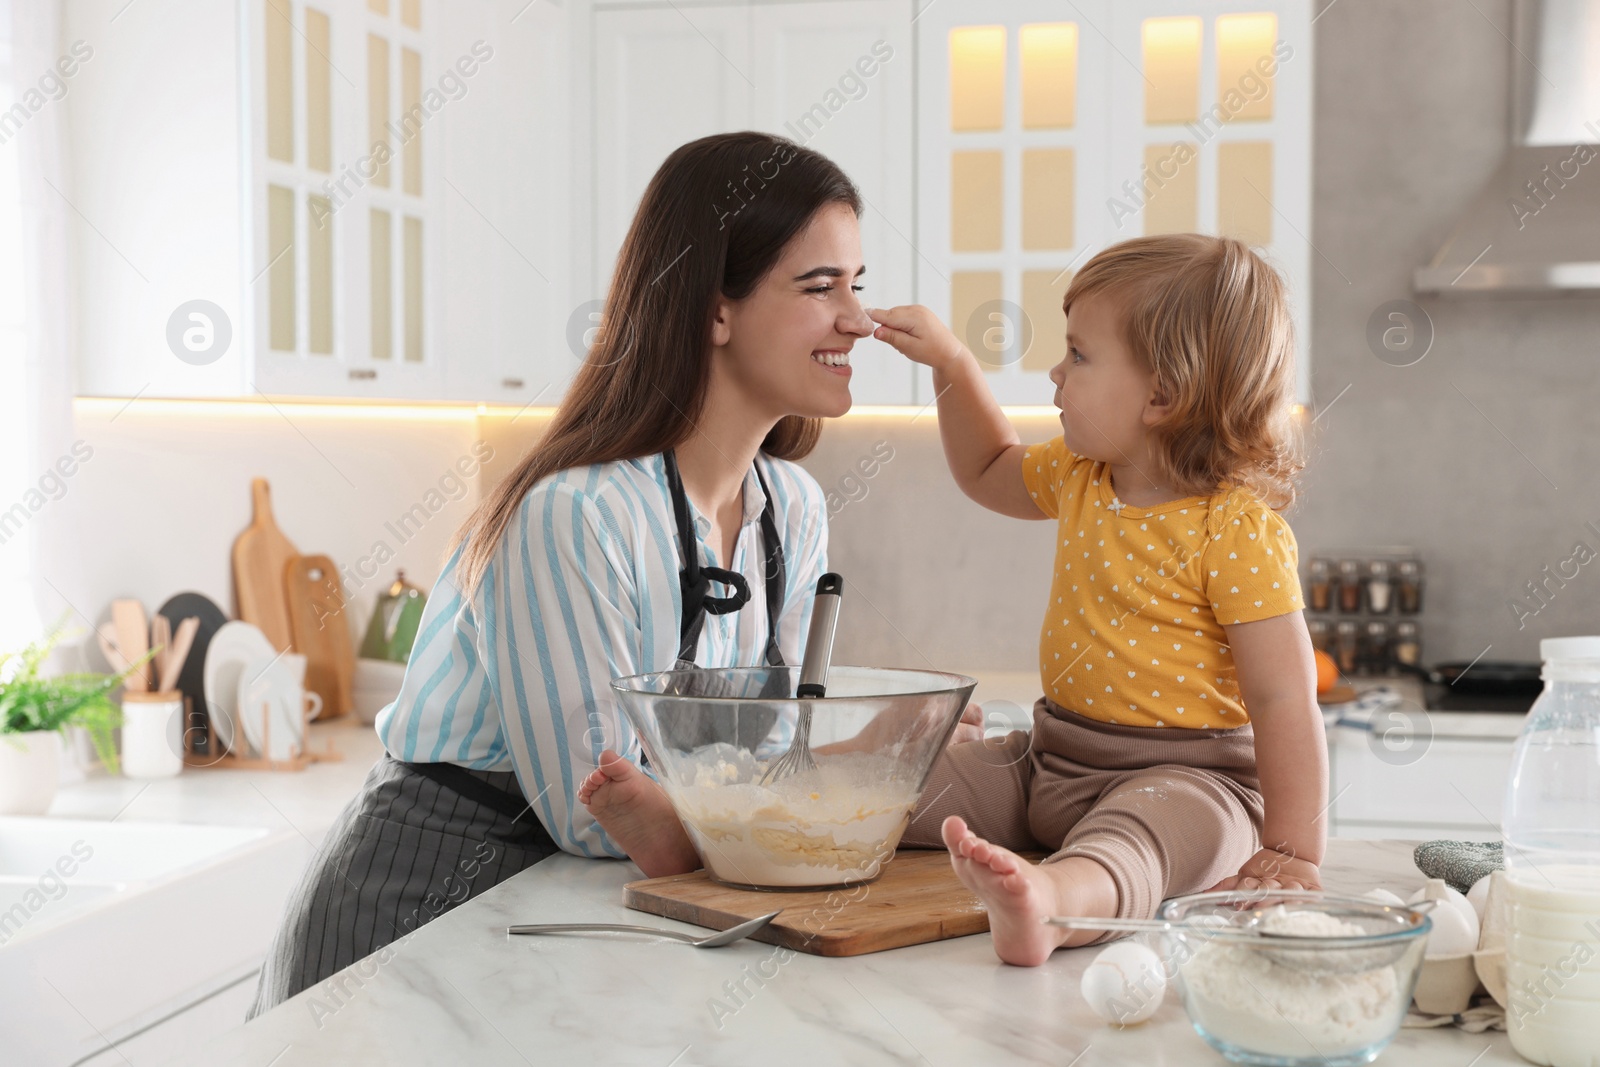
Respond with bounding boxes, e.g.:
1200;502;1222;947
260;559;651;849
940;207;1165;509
1410;873;1508;1016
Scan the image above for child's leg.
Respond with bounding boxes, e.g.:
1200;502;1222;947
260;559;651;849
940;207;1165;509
900;728;1037;851
1050;764;1265;942
902;727;1122;965
941;815;1120;966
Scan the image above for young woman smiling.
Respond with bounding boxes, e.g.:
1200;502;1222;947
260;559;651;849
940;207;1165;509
249;132;879;1015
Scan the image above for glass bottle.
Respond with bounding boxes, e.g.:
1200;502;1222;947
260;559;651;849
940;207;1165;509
1366;559;1394;614
1307;617;1331;653
1361;620;1391;675
1502;636;1600;1066
1308;558;1334;613
1334;620;1359;675
1337;559;1364;614
1393;621;1421;668
1396;559;1424;614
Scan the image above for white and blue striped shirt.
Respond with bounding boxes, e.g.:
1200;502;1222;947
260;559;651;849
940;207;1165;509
375;452;828;859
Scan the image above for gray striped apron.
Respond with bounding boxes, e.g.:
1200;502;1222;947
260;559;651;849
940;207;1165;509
247;451;787;1018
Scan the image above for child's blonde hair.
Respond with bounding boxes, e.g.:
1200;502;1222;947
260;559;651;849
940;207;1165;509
1062;234;1303;509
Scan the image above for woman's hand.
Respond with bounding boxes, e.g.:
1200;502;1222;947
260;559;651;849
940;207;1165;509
948;701;984;746
867;305;969;373
1206;847;1323;893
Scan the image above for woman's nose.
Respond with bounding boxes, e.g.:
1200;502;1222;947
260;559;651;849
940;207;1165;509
839;294;874;337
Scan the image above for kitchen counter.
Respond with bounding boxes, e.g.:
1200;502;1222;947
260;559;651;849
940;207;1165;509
177;838;1523;1066
47;717;386;842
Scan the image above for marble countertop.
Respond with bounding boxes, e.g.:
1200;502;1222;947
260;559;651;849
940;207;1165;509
178;838;1525;1067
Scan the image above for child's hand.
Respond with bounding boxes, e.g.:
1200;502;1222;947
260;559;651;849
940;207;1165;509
866;305;969;373
1207;847;1322;893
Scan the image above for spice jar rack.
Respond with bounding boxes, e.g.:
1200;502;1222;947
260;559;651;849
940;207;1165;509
1304;548;1424;677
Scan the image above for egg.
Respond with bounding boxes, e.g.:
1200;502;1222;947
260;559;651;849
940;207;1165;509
1362;887;1407;908
1080;941;1166;1025
1466;874;1492;922
1408;881;1480;957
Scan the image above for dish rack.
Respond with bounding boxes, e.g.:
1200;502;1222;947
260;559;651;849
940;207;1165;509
181;694;342;772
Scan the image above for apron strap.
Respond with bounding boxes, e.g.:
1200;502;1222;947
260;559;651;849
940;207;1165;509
664;450;787;668
753;461;787;669
399;758;545;829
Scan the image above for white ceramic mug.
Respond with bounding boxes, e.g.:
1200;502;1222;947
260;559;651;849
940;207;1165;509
121;690;184;779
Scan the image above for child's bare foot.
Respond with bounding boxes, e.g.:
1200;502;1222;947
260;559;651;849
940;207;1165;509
578;750;701;878
941;815;1119;966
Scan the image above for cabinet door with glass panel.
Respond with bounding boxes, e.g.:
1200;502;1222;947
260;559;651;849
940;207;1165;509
251;0;445;400
1106;0;1311;401
915;3;1114;408
915;0;1311;408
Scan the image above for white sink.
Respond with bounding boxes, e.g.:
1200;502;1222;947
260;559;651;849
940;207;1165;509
0;817;309;1065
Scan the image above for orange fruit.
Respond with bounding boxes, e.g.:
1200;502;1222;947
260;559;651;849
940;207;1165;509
1314;649;1339;693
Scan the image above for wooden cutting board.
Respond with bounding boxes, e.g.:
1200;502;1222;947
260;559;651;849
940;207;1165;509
624;850;1042;957
232;478;298;653
285;554;354;719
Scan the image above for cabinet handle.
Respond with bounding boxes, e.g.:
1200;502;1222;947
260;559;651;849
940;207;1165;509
349;369;378;380
501;377;525;389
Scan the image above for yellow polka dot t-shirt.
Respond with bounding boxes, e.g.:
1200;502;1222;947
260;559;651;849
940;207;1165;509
1022;436;1303;729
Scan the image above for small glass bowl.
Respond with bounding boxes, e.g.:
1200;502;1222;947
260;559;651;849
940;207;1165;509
1157;890;1431;1067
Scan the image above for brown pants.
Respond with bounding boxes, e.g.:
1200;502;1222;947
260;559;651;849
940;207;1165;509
901;697;1264;941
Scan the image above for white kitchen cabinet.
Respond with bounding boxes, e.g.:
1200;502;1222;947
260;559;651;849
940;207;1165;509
437;0;570;407
915;0;1312;406
748;3;916;404
592;5;754;300
74;972;258;1067
588;0;918;405
1327;714;1517;844
63;0;251;401
65;0;568;404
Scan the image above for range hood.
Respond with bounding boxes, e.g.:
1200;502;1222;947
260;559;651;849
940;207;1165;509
1414;0;1600;296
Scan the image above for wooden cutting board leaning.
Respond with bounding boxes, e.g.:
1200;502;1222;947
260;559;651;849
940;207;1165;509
231;478;299;653
285;554;355;720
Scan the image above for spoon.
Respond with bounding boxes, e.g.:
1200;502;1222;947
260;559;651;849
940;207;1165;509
507;910;781;948
761;573;843;785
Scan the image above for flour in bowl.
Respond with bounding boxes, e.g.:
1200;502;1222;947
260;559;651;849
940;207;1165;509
1178;907;1407;1059
666;747;922;888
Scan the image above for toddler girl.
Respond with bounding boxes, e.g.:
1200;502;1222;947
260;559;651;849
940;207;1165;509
867;233;1327;966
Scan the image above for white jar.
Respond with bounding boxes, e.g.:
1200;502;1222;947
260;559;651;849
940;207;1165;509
121;691;184;779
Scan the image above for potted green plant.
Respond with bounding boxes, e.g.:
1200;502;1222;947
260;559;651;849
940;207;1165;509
0;619;142;815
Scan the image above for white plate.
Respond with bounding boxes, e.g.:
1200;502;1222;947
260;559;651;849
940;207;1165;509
200;621;276;756
236;654;305;761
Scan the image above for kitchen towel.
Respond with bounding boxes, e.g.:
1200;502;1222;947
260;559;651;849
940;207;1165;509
1414;840;1504;894
1403;999;1506;1033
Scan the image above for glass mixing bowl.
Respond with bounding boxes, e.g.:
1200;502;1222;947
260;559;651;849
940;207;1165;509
610;665;976;890
1158;890;1431;1067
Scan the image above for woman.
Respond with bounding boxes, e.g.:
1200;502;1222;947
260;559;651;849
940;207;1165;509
249;131;875;1015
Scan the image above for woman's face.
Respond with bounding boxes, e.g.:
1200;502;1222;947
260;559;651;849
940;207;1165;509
712;202;874;420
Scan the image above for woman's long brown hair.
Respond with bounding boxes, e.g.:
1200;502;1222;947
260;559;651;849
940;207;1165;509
452;132;862;596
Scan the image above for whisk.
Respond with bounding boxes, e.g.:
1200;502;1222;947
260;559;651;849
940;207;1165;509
761;573;843;785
